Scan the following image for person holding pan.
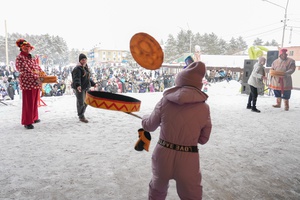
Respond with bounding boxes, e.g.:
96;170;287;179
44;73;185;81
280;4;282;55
142;61;212;200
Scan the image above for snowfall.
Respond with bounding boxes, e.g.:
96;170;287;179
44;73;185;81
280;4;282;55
0;80;299;200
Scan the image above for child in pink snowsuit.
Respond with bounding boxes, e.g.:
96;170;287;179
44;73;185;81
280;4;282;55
142;61;212;200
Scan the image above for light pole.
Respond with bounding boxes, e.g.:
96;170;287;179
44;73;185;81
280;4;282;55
262;0;290;48
178;26;192;53
187;23;192;53
188;32;192;53
5;20;9;68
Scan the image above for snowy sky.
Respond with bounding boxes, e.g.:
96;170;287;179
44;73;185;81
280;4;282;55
1;0;300;51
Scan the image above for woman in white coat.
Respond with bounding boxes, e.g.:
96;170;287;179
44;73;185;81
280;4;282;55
246;56;266;113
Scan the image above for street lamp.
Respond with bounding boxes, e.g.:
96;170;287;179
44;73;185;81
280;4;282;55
262;0;290;47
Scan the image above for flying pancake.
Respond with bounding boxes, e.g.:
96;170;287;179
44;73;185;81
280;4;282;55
130;32;164;70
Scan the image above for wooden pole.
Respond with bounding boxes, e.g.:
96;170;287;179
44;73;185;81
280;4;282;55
5;20;9;68
125;112;142;119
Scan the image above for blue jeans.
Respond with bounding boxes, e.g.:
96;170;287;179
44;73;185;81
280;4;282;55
273;90;291;100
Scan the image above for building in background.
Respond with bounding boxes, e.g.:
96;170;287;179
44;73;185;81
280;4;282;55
87;47;129;67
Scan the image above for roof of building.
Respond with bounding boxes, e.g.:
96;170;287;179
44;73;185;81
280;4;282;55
201;55;250;68
166;51;300;68
167;54;250;68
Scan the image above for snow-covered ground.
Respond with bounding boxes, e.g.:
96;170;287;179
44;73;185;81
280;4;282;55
1;81;299;200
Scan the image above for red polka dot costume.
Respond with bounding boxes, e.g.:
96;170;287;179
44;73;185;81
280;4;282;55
16;52;42;90
15;39;42;127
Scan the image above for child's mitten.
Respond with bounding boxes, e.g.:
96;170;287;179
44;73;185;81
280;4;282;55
134;128;151;151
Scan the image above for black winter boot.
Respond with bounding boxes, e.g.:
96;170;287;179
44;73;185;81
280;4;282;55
251;107;261;113
251;98;260;112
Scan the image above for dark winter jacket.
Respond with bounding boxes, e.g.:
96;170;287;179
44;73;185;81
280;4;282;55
7;85;15;99
71;64;95;91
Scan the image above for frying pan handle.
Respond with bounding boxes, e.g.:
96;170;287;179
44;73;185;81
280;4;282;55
125;112;142;119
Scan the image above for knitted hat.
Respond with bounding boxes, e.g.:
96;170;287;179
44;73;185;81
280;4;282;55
16;38;34;49
279;48;288;55
175;61;206;90
79;53;87;61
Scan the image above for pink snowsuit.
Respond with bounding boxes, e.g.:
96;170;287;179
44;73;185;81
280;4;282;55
142;62;212;200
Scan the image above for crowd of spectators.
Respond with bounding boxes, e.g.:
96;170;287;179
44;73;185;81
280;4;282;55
41;64;176;95
1;63;240;102
0;64;177;101
0;66;20;101
206;69;240;83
